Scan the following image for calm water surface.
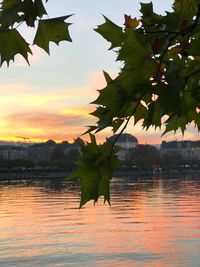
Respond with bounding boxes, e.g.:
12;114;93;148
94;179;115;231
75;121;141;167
0;176;200;267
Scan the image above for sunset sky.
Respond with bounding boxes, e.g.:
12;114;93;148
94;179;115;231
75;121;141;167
0;0;199;144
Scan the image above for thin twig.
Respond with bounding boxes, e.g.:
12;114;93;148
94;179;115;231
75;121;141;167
108;98;142;159
107;5;200;158
144;30;180;35
154;35;175;82
146;5;200;83
181;5;200;35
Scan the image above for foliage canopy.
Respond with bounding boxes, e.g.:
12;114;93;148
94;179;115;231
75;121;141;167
0;0;200;206
0;0;72;65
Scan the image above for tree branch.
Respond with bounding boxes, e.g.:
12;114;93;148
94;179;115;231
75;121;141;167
108;98;142;159
147;5;200;83
181;5;200;35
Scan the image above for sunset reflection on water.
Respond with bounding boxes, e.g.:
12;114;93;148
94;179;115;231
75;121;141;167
0;177;200;266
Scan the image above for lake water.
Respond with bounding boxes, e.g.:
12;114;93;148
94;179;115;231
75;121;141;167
0;176;200;267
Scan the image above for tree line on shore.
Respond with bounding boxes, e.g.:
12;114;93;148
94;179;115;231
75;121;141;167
0;144;199;171
0;147;80;170
125;144;200;170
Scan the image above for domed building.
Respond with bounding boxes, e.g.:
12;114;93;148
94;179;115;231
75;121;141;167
109;133;138;160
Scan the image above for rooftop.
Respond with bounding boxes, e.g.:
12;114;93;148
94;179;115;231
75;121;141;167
109;134;138;144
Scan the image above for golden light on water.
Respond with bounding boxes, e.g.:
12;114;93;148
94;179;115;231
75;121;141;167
0;178;200;266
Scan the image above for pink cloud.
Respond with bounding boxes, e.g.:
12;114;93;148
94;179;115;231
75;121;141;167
1;110;95;142
7;111;93;129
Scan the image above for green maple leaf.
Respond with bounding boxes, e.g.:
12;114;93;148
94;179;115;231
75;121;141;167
0;0;23;28
33;16;72;54
22;0;47;27
117;30;150;67
160;11;181;31
95;16;124;49
0;0;47;28
143;102;161;130
173;0;198;19
112;118;125;133
70;134;120;208
140;2;162;26
0;29;32;66
140;2;154;18
162;114;188;136
134;103;148;125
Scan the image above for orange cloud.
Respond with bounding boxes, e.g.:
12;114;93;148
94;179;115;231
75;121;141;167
0;69;199;144
8;111;92;128
0;110;95;142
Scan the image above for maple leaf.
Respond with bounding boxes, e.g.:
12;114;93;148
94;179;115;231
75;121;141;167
0;29;32;66
70;134;121;207
33;16;72;54
95;16;124;49
124;14;140;29
22;0;47;27
0;0;23;28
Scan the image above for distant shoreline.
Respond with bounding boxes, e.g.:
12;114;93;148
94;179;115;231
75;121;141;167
0;168;200;181
0;169;71;180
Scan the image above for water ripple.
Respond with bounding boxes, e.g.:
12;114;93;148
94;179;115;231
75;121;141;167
0;177;200;266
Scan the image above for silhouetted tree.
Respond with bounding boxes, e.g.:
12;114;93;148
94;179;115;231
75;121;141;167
126;145;160;169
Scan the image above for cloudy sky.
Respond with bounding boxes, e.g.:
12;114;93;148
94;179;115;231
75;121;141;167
0;0;199;144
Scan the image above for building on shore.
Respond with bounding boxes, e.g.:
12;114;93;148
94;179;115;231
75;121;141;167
2;137;200;166
109;133;138;160
0;139;83;163
160;140;200;162
0;146;28;160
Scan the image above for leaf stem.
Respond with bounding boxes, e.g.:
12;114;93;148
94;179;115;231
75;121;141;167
108;98;142;159
145;5;200;83
181;5;200;35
